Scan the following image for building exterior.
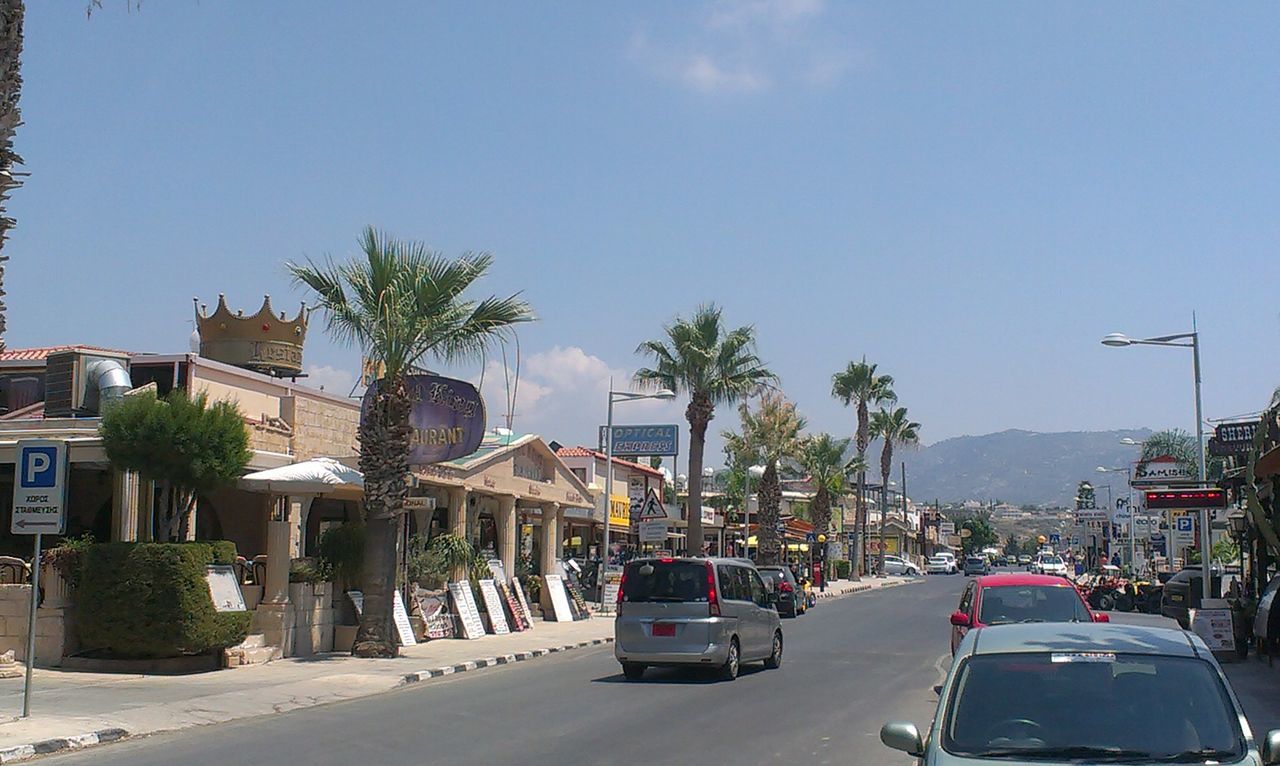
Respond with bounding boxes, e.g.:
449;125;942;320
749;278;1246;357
554;446;666;558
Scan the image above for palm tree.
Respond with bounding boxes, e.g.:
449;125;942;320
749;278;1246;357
735;392;805;564
870;407;920;574
800;434;850;546
1141;428;1222;481
0;1;23;353
832;359;896;574
800;433;851;576
635;305;777;553
289;226;533;657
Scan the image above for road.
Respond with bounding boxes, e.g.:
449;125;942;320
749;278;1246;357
46;575;968;766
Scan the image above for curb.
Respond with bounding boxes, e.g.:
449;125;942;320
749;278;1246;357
815;578;920;601
401;637;614;684
0;728;128;764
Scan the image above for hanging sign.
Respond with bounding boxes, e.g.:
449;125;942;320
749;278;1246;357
363;374;486;465
479;580;511;635
449;581;486;640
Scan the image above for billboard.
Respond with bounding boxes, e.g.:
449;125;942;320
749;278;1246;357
1132;456;1196;486
362;374;486;465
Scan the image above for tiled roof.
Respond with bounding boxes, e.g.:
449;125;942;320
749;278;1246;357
555;446;665;477
0;345;132;362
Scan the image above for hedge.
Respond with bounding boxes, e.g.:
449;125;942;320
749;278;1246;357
75;541;251;659
834;559;852;579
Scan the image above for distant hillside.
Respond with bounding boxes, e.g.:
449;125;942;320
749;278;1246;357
883;428;1154;507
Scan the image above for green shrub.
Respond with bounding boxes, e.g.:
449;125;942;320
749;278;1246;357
75;541;251;658
289;556;331;584
834;559;852;579
318;522;364;589
43;533;97;590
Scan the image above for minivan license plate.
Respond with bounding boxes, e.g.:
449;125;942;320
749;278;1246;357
652;623;676;637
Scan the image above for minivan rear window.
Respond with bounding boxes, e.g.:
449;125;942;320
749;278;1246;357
621;561;708;603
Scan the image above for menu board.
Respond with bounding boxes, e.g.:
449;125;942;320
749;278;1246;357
393;591;417;646
498;582;527;631
543;574;574;623
1191;607;1236;652
417;594;455;640
512;578;535;630
479;580;510;635
487;558;508;583
601;567;623;612
205;565;246;612
449;581;486;640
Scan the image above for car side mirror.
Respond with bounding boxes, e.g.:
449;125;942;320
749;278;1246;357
1263;730;1280;765
1093;612;1110;623
880;721;924;756
949;611;970;627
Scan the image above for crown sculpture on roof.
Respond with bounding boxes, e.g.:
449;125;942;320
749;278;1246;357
194;295;310;377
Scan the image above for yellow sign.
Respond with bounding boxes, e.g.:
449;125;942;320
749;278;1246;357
609;495;631;528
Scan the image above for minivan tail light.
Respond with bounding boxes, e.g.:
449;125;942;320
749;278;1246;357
706;561;721;617
779;581;794;593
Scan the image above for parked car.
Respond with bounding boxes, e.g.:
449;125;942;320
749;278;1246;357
963;556;989;576
614;557;784;681
757;565;805;617
1032;553;1069;577
885;622;1272;765
881;555;921;577
949;573;1107;654
927;555;958;575
1162;566;1224;629
1017;554;1032;567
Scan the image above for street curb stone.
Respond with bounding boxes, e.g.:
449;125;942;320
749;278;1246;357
401;636;614;685
0;728;129;763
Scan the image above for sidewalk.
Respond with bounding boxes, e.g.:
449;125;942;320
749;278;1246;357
1225;657;1280;738
0;577;911;762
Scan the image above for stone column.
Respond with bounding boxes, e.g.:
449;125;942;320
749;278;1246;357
289;495;315;558
448;487;469;581
253;494;298;657
539;505;557;577
110;469;139;543
496;495;517;582
553;503;565;562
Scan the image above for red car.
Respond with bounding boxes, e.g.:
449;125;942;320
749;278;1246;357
949;573;1108;654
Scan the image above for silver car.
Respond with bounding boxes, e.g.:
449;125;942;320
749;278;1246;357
882;621;1279;764
614;556;783;681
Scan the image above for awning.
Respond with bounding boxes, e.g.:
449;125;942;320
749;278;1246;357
238;457;364;498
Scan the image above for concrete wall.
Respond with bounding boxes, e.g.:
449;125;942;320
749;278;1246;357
287;581;334;656
287;395;359;461
0;584;72;665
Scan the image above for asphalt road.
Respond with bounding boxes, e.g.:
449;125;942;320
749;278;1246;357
46;575;969;766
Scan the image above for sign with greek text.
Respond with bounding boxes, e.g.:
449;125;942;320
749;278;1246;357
362;374;486;465
12;440;68;535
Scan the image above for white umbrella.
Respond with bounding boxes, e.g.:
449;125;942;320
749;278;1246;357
238;457;363;496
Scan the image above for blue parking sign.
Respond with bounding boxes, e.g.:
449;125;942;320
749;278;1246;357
20;447;57;488
11;440;68;534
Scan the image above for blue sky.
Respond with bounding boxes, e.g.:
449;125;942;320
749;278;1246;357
10;2;1280;467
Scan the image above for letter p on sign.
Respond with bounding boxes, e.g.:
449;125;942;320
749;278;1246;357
22;447;57;488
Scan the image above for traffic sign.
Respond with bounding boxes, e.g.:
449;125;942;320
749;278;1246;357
11;440;68;535
636;490;668;544
635;490;667;521
805;532;816;543
1048;534;1061;545
1174;515;1195;548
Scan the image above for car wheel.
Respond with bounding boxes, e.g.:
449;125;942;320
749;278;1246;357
1097;592;1116;611
764;631;783;669
621;663;646;681
719;638;740;681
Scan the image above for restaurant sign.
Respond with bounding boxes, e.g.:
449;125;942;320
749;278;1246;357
1209;419;1259;458
362;374;486;465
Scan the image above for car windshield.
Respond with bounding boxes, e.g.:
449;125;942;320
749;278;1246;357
967;558;984;565
759;569;788;585
977;585;1091;625
1041;557;1062;565
620;561;708;603
943;653;1245;761
931;557;948;564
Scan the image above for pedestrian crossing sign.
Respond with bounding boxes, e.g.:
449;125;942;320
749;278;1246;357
636;490;667;521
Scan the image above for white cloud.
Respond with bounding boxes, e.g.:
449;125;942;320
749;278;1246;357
305;364;357;396
474;345;682;448
630;0;852;94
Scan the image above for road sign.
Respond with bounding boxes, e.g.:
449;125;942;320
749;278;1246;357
1048;534;1061;545
805;532;817;543
11;440;68;535
1174;515;1195;548
636;490;668;543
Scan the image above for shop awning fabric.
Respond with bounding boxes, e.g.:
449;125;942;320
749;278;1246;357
239;457;364;497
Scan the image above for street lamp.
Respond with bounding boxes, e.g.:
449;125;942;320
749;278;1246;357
600;383;675;606
743;464;765;560
1102;328;1209;600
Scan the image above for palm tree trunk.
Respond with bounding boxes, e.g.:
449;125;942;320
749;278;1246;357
812;486;831;580
685;394;713;555
353;377;412;658
0;0;22;353
856;401;869;576
879;444;893;575
757;462;781;565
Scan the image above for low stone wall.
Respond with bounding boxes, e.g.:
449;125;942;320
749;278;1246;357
0;584;73;666
288;581;334;656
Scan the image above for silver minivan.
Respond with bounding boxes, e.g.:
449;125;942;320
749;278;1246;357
614;556;783;681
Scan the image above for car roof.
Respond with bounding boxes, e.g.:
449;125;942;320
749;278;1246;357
974;573;1074;588
968;622;1202;659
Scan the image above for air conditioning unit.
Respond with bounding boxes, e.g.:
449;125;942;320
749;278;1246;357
44;350;132;418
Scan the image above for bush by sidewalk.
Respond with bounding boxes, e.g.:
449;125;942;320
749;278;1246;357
75;541;250;659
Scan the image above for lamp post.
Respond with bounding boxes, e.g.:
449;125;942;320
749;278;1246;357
600;381;675;606
743;464;764;559
1103;329;1209;600
1097;465;1136;572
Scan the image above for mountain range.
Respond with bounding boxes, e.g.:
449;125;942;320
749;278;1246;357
877;428;1154;507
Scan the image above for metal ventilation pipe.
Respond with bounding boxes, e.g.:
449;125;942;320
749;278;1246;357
84;357;132;413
